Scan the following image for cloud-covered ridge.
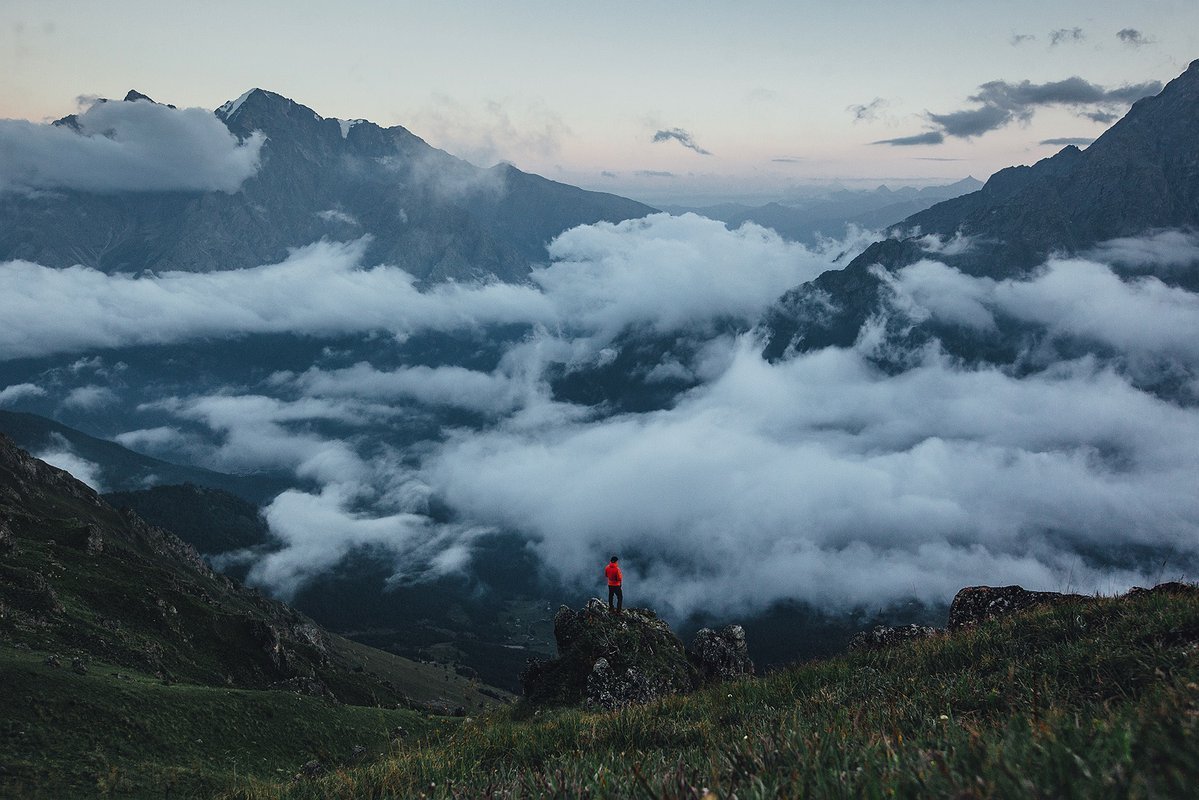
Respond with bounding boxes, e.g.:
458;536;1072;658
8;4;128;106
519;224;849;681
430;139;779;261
0;96;264;194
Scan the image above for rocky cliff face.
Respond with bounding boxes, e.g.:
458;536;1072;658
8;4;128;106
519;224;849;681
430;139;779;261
0;88;654;283
520;598;753;709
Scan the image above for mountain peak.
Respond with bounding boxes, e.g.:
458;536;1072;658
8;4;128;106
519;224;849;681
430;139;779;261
215;88;266;120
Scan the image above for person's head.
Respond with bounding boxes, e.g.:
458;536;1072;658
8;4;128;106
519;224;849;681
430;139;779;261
610;556;618;563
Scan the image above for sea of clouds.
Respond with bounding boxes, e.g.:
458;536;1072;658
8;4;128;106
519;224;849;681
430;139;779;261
3;213;1198;615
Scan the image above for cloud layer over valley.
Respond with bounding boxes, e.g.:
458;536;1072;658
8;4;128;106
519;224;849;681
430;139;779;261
3;216;1198;616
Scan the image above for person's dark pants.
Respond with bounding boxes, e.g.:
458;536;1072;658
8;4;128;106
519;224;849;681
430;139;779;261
608;585;623;611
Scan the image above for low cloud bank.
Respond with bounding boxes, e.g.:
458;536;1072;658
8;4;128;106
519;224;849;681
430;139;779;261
19;219;1198;615
0;214;846;361
426;340;1197;615
0;97;263;194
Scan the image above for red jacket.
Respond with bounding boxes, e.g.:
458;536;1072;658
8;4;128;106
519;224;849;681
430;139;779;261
605;563;623;586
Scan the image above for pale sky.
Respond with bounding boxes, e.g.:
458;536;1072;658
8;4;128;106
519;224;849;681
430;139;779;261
2;0;1196;204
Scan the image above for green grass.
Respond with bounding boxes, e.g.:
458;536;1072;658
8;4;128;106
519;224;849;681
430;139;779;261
225;590;1199;799
0;647;456;799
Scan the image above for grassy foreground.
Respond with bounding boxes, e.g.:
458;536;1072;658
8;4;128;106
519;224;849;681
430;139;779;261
227;589;1199;799
0;647;454;799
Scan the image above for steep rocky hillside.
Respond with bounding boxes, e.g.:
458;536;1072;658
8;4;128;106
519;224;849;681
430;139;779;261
0;434;498;710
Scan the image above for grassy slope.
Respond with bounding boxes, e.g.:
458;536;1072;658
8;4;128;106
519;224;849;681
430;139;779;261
0;646;459;800
229;589;1199;799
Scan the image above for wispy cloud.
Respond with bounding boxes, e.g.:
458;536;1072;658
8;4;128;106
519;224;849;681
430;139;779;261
1116;28;1154;47
1039;137;1095;146
876;75;1161;145
847;97;887;123
873;131;945;146
651;127;712;155
1049;27;1085;46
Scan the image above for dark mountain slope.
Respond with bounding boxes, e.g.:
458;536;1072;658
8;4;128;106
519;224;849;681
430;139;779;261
0;88;654;282
763;59;1199;360
104;482;273;555
901;60;1199;276
0;434;497;708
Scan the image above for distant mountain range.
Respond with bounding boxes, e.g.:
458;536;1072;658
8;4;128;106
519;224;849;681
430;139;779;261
0;88;654;282
664;177;984;245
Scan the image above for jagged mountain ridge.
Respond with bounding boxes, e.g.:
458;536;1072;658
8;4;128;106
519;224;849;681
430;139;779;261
762;58;1199;360
0;88;655;282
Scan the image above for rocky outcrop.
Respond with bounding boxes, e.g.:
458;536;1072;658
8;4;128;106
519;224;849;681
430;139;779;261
0;519;15;553
947;585;1084;631
523;598;749;709
1126;582;1199;599
850;583;1198;651
689;625;754;684
849;623;941;651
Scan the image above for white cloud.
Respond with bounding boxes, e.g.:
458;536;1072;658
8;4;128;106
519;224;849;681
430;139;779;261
36;219;1193;616
0;214;856;362
35;433;106;492
1084;230;1199;272
113;426;197;455
424;340;1198;615
0;98;263;194
0;382;46;405
285;362;533;416
888;256;1199;366
61;384;118;410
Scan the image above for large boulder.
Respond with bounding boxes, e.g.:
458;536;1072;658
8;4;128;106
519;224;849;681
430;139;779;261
521;598;696;709
1126;582;1199;598
947;585;1083;631
848;623;941;651
688;625;754;684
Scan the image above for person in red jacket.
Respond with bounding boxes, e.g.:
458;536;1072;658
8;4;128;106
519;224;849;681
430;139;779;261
604;556;623;612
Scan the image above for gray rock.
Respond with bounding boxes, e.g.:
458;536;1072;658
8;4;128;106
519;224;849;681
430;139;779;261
522;600;697;708
688;625;755;683
70;657;87;675
295;759;326;780
585;657;666;710
84;525;104;556
849;623;941;651
947;585;1082;631
1126;582;1199;598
